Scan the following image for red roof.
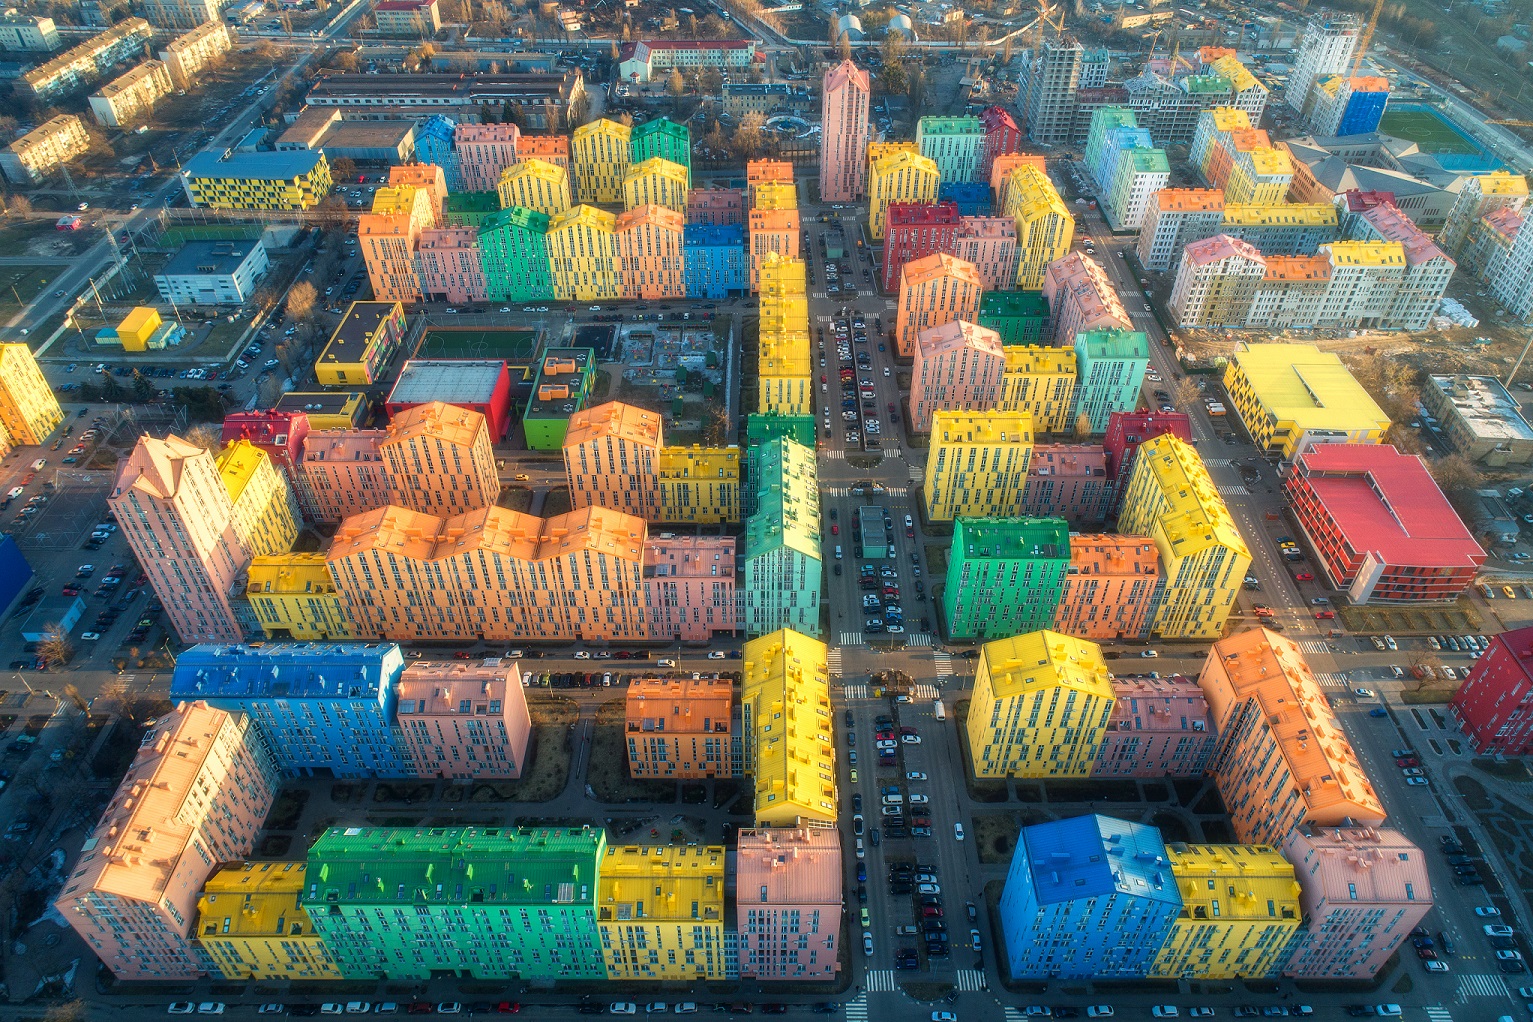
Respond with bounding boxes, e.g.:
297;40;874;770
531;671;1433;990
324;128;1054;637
1296;444;1483;569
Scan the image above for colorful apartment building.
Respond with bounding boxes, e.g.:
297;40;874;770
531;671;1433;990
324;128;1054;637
314;300;407;387
478;206;556;302
1004;164;1074;289
547;204;622;300
1440;170;1528;256
623;156;689;215
922;410;1034;521
741;628;835;826
640;534;738;640
516;133;569;170
615;204;686;299
655;447;742;525
1309;74;1389;136
220;411;309;486
564;401;740;523
302;826;608;980
1103;410;1193;494
379;400;499;515
1136;188;1225;271
744;438;821;637
1224;146;1293;205
736;827;841;981
495;158;570;215
687;186;745;226
1451;626;1533;755
997;344;1076;433
216;439;299;559
820;60;870;202
1042;252;1130;345
999;815;1181;979
57;703;279;980
180;149;333;210
1072;328;1150;432
451;121;519;191
1117;434;1250;640
1201;628;1384;846
244;553;359;641
868;149;940;240
571;117;631;204
745;161;793;204
1019;443;1114;523
748;203;801;292
1461;206;1523;283
1190;107;1250;182
1054;534;1162;642
910;320;1005;432
1169;233;1269;327
358;183;436;302
990;152;1047;211
294;429;388;525
598;844;725;981
1094;675;1213;777
882;202;962;293
626;675;737;778
916;115;983;183
0;342;62;444
952;216;1019;291
416;227;487;305
630;116;691;183
196;862;341;980
944;519;1071;641
1339;193;1458;332
1223;343;1390;459
895;253;983;359
979;291;1051;346
110;434;250;644
1279;826;1431;979
1286;444;1483;603
757;253;811;417
978;105;1023;181
683;223;747;298
1150;844;1301;979
394;660;533;779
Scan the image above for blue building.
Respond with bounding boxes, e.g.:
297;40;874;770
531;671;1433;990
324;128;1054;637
0;535;33;618
684;223;747;298
938;181;990;217
999;814;1182;979
1336;87;1389;135
413;115;463;192
170;642;409;777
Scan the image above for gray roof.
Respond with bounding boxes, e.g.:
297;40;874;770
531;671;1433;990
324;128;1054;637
161;240;262;277
181;147;326;181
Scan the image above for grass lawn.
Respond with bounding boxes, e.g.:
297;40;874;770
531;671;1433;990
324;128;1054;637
1379;110;1482;155
588;698;674;803
0;263;62;317
973;811;1021;864
0;219;62;255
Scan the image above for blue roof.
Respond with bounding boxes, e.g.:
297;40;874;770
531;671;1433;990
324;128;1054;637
1021;814;1178;908
181;148;326;181
684;223;745;246
171;642;406;703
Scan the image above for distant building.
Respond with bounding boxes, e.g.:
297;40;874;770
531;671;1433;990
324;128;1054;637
154;239;269;305
1094;675;1212;777
0;343;63;445
1023;38;1082;145
1286;13;1360;112
373;0;440;35
617;38;756;82
0;10;59;51
17;18;152;104
722;81;808;118
943;518;1070;640
1308;75;1389;136
1422;374;1533;467
0;114;89;185
1451;624;1533;755
159;20;233;88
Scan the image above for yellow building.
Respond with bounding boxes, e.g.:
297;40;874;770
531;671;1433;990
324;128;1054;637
622;156;689;215
195;861;341;980
965;629;1116;779
1224;147;1293;205
1150;844;1302;980
271;392;369;430
115;306;161;352
1219;202;1337;233
244;553;359;640
657;445;741;523
496;157;570;216
997;345;1077;433
923;409;1034;521
868;150;941;240
754;179;797;211
758;335;813;415
1117;434;1251;639
866;140;918;175
547;204;622;301
757;252;812;417
1004;165;1075;289
314;300;407;387
180;149;332;211
597;844;727;981
216;440;300;558
571;118;631;204
0;342;61;446
1222;342;1390;459
741;628;835;828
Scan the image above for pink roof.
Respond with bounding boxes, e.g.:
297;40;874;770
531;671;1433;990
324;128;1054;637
915;319;1003;361
957;215;1016;239
1283;826;1429;905
1484;205;1525;241
824;58;869;93
736;827;842;903
1296;444;1483;569
1108;675;1212;733
1355;198;1452;268
1183;233;1263;267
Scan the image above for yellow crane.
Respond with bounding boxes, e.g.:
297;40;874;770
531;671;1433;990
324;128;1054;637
1489;119;1533;128
1349;0;1387;76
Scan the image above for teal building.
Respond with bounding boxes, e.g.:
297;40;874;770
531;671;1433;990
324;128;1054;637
744;437;822;637
915;115;985;184
479;206;555;303
978;290;1051;345
631;117;692;185
942;516;1070;640
1072;329;1150;432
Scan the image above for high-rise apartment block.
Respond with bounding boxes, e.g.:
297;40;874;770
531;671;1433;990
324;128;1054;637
868;150;940;240
379;400;500;515
910;320;1006;432
1103;410;1193;504
997;345;1075;432
392;661;533;779
1136;189;1224;271
1150;844;1301;980
1491;202;1533;322
1169;234;1269;327
1072;329;1150;432
1094;674;1213;777
916;115;984;183
496;158;570;215
623;156;689;215
598;844;725;981
0;342;62;445
625;675;738;779
615;204;686;299
1309;75;1389;135
547;205;622;301
882;202;962;293
571;118;630;204
1042;253;1130;345
820;59;870;202
294;429;388;525
630;116;691;183
952;216;1019;291
923;410;1034;522
1440;170;1528;256
1053;534;1162;641
1004;165;1074;289
895;253;984;359
196;862;341;980
1339;193;1456;330
741;628;835;826
216;439;300;558
1019;443;1114;523
978;105;1023;181
1024;38;1082;145
479;206;555;302
944;519;1070;640
736;827;842;981
744;438;821;637
1287;14;1360;112
565;401;740;524
1452;625;1533;755
244;553;358;641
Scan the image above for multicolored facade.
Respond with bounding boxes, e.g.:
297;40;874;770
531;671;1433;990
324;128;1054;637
1054;534;1162;641
922;410;1034;522
895;253;983;359
314;299;407;388
571;117;630;204
629;116;691;184
868;149;940;240
882;201;961;293
216;439;300;559
1004;164;1074;289
196;862;341;980
1042;252;1131;345
944;520;1071;641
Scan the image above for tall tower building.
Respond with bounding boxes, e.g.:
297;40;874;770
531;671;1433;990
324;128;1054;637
819;60;870;202
1024;38;1082;145
0;342;61;445
109;435;249;643
1285;14;1360;113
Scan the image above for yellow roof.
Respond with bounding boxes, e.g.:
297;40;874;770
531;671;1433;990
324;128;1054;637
502;158;565;183
1245;147;1292;177
1005;344;1077;375
625;156;687;183
215;438;270;507
1009;165;1071;220
1207;106;1250;132
197;861;321;938
1220;203;1336;227
978;630;1114;702
1136;434;1251;560
117;306;160;336
742;627;835;826
930;409;1035;445
753;180;798;210
1325;240;1405;267
870;149;940;181
1210;56;1262;94
599;844;725;923
550;204;617;233
247;552;335;594
1233;343;1390;436
573;117;631;143
1476;170;1529;197
1165;844;1300;921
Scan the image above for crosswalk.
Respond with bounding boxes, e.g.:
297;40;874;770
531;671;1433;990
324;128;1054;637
843;683;868;699
954;968;987;991
1424;1007;1454;1022
827;649;844;676
825;485;910;497
1457;972;1509;999
905;632;933;647
1314;672;1348;689
1216;484;1250;496
838;632;867;647
1004;1009;1026;1022
843;995;869;1022
1204;458;1233;467
933;652;954;678
864;969;896;992
823;450;848;460
1298;639;1330;654
910;684;941;699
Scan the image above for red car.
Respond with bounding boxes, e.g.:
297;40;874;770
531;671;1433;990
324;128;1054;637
61;585;80;596
453;651;474;659
830;525;839;535
1294;572;1314;581
1315;611;1335;620
1396;757;1419;768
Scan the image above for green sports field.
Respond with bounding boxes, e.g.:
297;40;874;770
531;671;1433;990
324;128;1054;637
415;327;539;360
158;225;265;247
1379;109;1481;155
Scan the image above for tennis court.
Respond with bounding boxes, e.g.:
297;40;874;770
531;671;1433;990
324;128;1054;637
415;327;540;360
1379;108;1482;155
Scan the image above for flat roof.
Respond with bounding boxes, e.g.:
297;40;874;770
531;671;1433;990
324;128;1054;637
1427;374;1533;442
526;346;594;417
182;148;325;181
1232;343;1389;435
389;359;505;406
274;391;365;415
161;240;262;277
319;120;415;149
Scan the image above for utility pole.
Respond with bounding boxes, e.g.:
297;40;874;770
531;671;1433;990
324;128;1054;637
1506;328;1533;390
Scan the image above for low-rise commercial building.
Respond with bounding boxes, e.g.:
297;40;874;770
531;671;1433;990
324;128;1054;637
180;148;333;211
1054;534;1162;642
154;239;269;305
387;360;513;442
922;410;1034;521
314;300;407;387
1421;374;1533;467
1223;343;1390;460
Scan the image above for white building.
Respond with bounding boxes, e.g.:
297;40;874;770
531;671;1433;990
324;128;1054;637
1285;14;1360;113
1171;234;1268;328
89;60;173;128
1340;196;1456;332
617;39;756;82
155;240;270;306
1493;214;1533;323
0;11;59;51
158;20;232;88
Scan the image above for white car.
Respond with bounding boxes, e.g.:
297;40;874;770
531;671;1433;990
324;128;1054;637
1354;688;1375;698
609;1006;637;1016
902;734;922;745
954;823;965;841
707;651;726;659
1087;1010;1114;1019
258;1007;286;1016
1477;906;1502;917
645;1005;668;1015
1151;1009;1178;1019
658;658;677;667
168;1006;196;1016
574;651;591;659
320;1008;344;1016
932;1014;959;1022
918;882;941;895
1485;924;1516;937
1424;960;1449;972
906;771;927;781
863;931;875;956
1141;649;1159;658
345;1004;371;1014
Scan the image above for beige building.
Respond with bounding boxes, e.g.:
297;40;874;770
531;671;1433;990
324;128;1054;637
17;18;154;104
0;114;90;185
88;60;173;128
0;343;63;445
140;0;218;31
394;661;533;780
0;11;59;52
159;20;232;88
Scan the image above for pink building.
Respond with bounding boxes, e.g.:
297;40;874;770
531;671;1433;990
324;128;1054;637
1020;443;1113;522
979;105;1023;181
736;827;842;980
1042;252;1131;345
1280;826;1432;980
687;186;745;226
221;410;310;486
110;435;249;643
820;59;870;202
416;228;487;304
616;204;687;299
953;216;1019;291
643;534;738;641
910;320;1005;432
895;252;984;359
882;202;962;293
517;134;569;171
56;702;279;980
394;661;533;779
1094;675;1214;777
454;122;521;191
295;429;388;524
1055;533;1162;640
1103;410;1193;483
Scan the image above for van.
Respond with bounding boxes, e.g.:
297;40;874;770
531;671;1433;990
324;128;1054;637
30;459;45;471
933;699;946;721
882;794;904;806
835;545;843;560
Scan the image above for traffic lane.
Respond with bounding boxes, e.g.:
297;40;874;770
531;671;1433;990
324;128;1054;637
849;697;894;973
897;702;973;970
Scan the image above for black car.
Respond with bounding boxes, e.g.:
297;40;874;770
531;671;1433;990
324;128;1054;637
1458;875;1486;885
289;1007;321;1018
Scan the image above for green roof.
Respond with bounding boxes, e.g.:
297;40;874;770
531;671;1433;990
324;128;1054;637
632;117;690;143
1125;149;1170;173
1183;74;1232;94
745;437;820;562
1089;107;1137;131
1076;328;1150;361
918;115;984;136
980;290;1050;317
447;191;500;213
481;205;551;236
952;517;1071;562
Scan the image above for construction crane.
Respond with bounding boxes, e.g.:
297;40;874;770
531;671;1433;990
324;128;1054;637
1350;0;1386;75
1489;119;1533;127
1030;0;1064;51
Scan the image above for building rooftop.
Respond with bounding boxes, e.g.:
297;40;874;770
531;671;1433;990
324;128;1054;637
1232;343;1389;435
161;240;262;277
317;301;400;372
978;629;1114;703
1427;375;1533;442
1134;435;1250;559
1164;844;1299;922
198;861;321;940
1282;826;1429;906
931;409;1035;446
171;642;404;702
181;148;326;181
1069;534;1160;577
1020;814;1179;908
888;201;962;228
736;827;842;903
981;290;1050;317
953;516;1068;562
1220;202;1338;227
745;438;819;561
214;439;269;506
389;359;505;408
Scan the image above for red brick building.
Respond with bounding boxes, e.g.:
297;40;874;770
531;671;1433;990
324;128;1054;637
1452;626;1533;755
1285;444;1484;604
882;201;961;293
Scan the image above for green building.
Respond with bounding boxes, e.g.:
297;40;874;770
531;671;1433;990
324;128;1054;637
942;517;1070;640
915;115;985;185
441;191;501;227
302;825;608;981
479;207;555;303
1072;328;1150;433
523;346;595;450
978;291;1051;345
631;117;691;186
744;438;822;637
746;412;816;449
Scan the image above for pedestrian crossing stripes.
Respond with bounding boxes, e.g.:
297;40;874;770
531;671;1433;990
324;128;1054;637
826;649;844;675
1298;639;1330;654
1424;1007;1453;1022
1314;673;1348;689
823;450;847;460
865;969;896;992
904;632;933;647
910;684;941;700
1204;458;1233;467
1004;1009;1026;1022
933;652;954;677
826;487;851;496
1216;484;1250;496
954;969;987;991
839;632;867;647
842;683;868;699
843;995;869;1022
1457;973;1509;999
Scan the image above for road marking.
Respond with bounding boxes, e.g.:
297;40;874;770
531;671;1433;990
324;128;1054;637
1457;972;1509;999
1314;673;1348;689
1204;458;1233;467
933;652;954;678
1424;1008;1454;1022
1004;1009;1026;1022
1216;484;1250;496
865;969;896;992
904;632;932;647
910;684;940;699
843;683;868;699
843;994;869;1022
1298;640;1330;654
955;968;987;990
840;632;867;647
823;449;847;460
827;649;844;676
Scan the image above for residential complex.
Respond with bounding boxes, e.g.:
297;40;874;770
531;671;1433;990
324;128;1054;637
868;150;941;241
741;628;835;826
1020;444;1114;523
1004;165;1074;289
571;118;631;204
922;410;1034;521
379;400;500;515
1072;329;1150;432
17;18;152;103
196;862;340;981
1042;253;1130;345
0;114;89;185
496;158;570;215
216;439;300;559
910;320;1006;432
1053;534;1162;641
895;254;984;359
743;438;821;637
1222;343;1390;460
89;59;173;128
565;401;740;524
916;116;984;184
1094;675;1213;777
598;844;726;981
1286;14;1361;112
736;827;841;981
883;202;962;294
1150;845;1301;980
625;676;738;779
998;344;1076;432
0;343;63;445
943;518;1070;640
1452;625;1533;755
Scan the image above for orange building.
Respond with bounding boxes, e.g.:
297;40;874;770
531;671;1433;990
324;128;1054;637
295;429;388;524
615;204;686;300
895;253;984;358
564;401;663;521
517;133;570;171
746;159;794;205
626;675;738;778
387;163;447;213
379;400;500;515
1053;534;1163;640
1199;628;1385;846
640;533;738;639
359;183;437;302
749;205;800;292
990;152;1047;210
394;661;533;780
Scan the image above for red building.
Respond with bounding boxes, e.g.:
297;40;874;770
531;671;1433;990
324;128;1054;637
385;359;514;440
1285;444;1484;604
220;411;310;486
1103;410;1191;504
1452;626;1533;755
882;201;962;293
978;106;1023;181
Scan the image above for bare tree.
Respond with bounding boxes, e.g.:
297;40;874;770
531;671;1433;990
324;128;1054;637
330;156;358;183
839;31;852;61
181;423;222;452
37;625;72;668
1074;412;1093;439
7;193;31;218
287;280;319;322
1171;377;1201;412
732;112;766;158
1002;34;1014;63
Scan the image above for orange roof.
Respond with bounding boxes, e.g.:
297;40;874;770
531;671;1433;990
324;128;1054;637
1156;188;1225;212
916;319;1003;361
517;134;569;157
564;400;663;449
329;503;646;567
746;159;794;185
383;400;487;450
749;207;800;231
626;675;733;732
615;203;685;233
1068;533;1160;576
112;434;211;502
1229;128;1273;153
900;251;982;289
1262;254;1332;281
